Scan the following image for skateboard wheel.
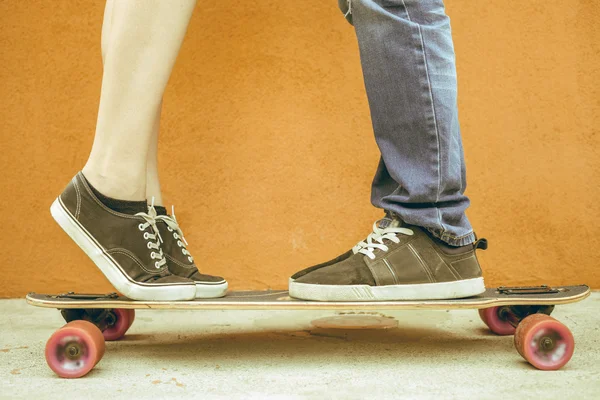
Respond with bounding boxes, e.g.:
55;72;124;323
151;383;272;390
514;313;574;370
45;320;105;378
478;307;516;335
102;309;135;341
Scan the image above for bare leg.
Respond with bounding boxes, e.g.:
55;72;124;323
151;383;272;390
83;0;196;201
100;0;114;63
99;0;164;206
145;100;164;206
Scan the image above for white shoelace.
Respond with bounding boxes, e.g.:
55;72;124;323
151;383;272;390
156;206;194;263
352;222;414;260
135;199;167;269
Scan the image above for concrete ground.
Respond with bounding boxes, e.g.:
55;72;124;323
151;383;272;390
1;293;599;400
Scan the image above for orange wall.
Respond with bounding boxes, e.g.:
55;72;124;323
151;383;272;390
1;1;599;297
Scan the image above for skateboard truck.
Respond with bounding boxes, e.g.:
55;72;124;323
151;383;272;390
55;293;120;331
495;304;555;328
60;308;117;331
493;286;558;326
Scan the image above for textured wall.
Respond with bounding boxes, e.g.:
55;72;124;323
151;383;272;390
1;0;598;297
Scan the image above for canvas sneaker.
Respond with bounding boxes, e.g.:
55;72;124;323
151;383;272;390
155;208;228;298
289;213;487;301
50;172;197;301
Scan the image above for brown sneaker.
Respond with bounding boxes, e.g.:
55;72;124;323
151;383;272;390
51;172;197;301
155;207;228;298
289;214;487;301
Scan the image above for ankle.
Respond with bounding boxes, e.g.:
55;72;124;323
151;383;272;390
79;172;148;215
82;165;146;201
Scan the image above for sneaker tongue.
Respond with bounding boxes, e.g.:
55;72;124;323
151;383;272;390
376;215;404;229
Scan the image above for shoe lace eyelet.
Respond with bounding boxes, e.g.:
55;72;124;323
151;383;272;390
154;261;160;269
177;240;182;247
147;242;153;249
188;256;193;263
138;223;145;231
143;232;150;239
167;227;173;232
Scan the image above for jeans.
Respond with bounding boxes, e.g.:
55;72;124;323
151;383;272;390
338;0;475;246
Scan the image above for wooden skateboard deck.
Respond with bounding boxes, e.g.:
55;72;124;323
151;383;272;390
28;285;591;377
26;284;590;310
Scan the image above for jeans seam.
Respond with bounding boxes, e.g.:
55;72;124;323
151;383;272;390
403;0;444;232
421;29;444;231
417;25;442;205
436;207;446;235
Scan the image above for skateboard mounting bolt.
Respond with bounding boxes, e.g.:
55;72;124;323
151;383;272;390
540;337;555;351
65;343;82;359
105;311;117;327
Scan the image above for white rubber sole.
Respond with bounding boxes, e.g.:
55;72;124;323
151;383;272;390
51;198;197;301
195;281;229;299
288;277;486;301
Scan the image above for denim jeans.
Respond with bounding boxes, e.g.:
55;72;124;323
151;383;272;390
338;0;475;246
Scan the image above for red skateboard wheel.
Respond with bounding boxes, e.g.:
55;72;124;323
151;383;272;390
45;320;105;378
478;307;516;335
102;309;135;341
514;313;574;370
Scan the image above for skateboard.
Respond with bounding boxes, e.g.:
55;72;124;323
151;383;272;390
26;284;590;378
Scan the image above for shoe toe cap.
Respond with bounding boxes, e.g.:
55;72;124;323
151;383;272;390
290;250;354;280
293;259;375;286
190;271;227;284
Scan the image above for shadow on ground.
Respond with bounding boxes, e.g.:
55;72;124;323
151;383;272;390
108;324;516;369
